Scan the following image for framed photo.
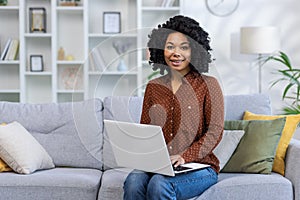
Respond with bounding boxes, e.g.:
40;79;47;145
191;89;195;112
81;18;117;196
30;55;44;72
103;12;121;34
29;7;46;33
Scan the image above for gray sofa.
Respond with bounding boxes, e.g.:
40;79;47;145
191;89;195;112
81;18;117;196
0;94;299;200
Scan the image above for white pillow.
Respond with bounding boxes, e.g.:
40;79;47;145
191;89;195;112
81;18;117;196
0;121;55;174
213;130;245;170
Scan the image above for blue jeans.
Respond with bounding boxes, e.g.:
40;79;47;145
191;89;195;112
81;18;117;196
123;167;217;200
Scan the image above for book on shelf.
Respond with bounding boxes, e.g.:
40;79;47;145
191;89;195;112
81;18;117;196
161;0;175;7
89;48;106;72
5;39;19;60
0;38;11;60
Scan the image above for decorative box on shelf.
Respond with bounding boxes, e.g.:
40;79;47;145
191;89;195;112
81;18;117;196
59;0;81;7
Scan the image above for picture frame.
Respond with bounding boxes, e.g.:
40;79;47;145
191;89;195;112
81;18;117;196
29;7;46;33
103;12;121;34
30;55;44;72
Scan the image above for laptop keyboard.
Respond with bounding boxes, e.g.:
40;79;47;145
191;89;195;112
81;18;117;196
173;165;191;172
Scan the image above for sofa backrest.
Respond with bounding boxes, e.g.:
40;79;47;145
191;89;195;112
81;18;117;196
102;94;272;170
0;99;104;170
224;94;272;120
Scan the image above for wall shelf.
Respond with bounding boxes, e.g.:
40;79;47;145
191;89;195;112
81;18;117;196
0;0;182;103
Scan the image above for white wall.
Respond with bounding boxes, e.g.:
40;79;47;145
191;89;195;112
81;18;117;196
182;0;300;114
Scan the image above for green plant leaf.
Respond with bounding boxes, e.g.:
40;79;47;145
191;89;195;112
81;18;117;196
279;51;292;69
262;51;300;112
282;104;300;115
282;83;294;100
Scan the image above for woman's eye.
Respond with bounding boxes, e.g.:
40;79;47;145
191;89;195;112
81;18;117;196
166;46;174;50
181;46;190;50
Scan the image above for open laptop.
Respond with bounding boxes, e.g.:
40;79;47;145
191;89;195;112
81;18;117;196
104;119;210;176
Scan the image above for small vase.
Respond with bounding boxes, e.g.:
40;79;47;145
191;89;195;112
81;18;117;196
117;58;128;72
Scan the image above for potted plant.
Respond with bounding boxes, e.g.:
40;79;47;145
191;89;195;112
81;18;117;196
262;51;300;115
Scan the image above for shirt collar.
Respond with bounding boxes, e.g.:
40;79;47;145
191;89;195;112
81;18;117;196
163;70;199;84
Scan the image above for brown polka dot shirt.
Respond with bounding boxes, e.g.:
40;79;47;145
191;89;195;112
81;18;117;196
140;70;224;173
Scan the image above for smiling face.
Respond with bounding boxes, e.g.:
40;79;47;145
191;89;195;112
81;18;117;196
164;32;192;76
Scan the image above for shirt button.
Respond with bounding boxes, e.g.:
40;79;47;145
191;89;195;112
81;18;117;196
188;106;191;109
170;133;173;137
171;107;174;110
169;146;173;150
170;120;173;123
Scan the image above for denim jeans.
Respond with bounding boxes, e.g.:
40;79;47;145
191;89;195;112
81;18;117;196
123;167;217;200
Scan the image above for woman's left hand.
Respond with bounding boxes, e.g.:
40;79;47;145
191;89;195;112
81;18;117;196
170;155;185;167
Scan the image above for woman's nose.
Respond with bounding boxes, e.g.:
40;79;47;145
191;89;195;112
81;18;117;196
173;51;181;57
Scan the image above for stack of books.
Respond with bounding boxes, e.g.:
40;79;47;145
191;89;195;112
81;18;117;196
0;38;19;61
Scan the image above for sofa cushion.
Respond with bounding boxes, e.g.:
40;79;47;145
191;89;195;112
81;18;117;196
0;121;54;174
98;168;133;200
0;99;104;170
0;168;102;200
222;118;285;174
195;173;293;200
243;111;300;175
213;130;245;170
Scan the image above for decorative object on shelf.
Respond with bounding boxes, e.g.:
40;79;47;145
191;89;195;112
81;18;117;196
29;8;46;33
240;26;280;93
103;12;121;34
205;0;239;17
30;55;44;72
57;47;65;60
112;40;132;72
61;67;83;90
0;0;7;6
260;51;300;115
59;0;81;7
66;55;74;61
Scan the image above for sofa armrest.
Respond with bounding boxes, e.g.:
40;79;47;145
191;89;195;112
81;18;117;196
285;139;300;200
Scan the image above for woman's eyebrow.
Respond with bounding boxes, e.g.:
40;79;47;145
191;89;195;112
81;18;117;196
165;41;190;45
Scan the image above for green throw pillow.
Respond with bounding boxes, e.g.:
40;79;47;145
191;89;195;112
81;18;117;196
221;118;286;174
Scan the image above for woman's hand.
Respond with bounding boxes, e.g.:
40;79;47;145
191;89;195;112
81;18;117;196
170;155;185;167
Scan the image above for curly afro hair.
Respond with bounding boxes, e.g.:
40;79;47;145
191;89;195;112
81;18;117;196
147;15;212;75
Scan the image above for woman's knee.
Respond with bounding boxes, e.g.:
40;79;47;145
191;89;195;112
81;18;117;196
124;170;149;192
147;175;175;200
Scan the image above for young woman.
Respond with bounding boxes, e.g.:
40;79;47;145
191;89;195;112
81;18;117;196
123;15;224;200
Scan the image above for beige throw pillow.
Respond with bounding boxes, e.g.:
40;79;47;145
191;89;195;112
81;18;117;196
0;121;55;174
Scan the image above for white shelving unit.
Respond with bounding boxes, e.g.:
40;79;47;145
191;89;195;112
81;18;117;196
85;0;139;100
0;0;20;102
0;0;183;103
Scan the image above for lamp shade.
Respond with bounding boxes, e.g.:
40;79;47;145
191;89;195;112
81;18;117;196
240;26;280;54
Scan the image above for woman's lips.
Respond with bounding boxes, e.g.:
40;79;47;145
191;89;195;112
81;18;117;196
170;59;184;66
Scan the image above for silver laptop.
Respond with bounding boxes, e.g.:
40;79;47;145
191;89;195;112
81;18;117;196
104;119;210;176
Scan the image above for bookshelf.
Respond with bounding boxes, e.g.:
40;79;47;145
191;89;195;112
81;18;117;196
0;0;183;103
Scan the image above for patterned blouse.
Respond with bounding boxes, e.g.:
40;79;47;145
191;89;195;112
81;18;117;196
140;70;224;172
